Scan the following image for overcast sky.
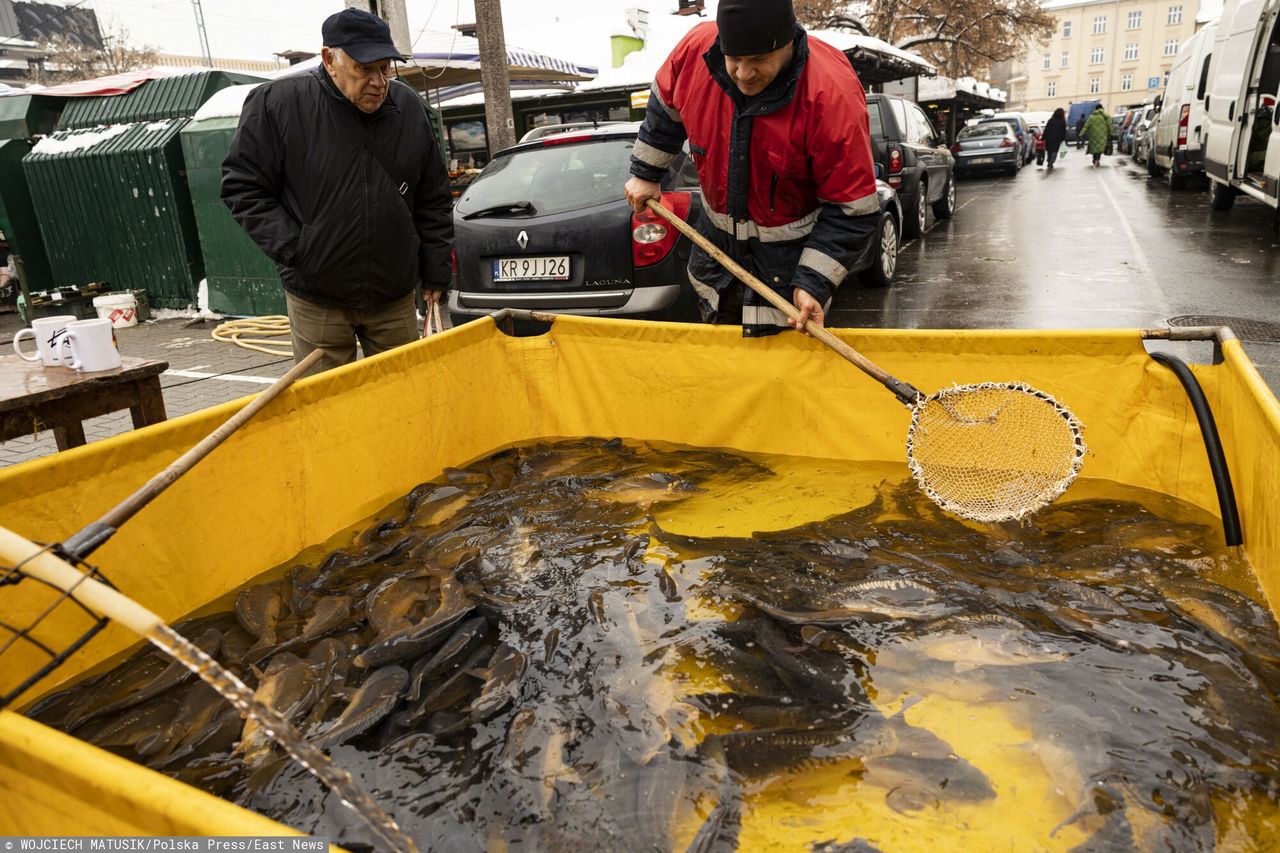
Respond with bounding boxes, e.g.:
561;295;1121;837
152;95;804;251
83;0;719;69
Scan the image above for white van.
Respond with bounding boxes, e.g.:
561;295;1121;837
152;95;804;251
1203;0;1280;210
1150;22;1217;188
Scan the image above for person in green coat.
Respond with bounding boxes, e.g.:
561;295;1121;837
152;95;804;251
1081;106;1112;167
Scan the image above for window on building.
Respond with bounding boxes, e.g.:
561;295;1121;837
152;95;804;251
1063;19;1072;37
1061;51;1070;67
1089;77;1101;94
1124;43;1139;61
1091;47;1104;64
1128;10;1142;28
1043;53;1052;70
1168;5;1182;24
1047;81;1057;97
1164;38;1179;55
1121;73;1133;91
1093;15;1107;34
1164;70;1171;84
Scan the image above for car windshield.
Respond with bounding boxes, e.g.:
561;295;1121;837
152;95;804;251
960;124;1012;139
456;138;635;218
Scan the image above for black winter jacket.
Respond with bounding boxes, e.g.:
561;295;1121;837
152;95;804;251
1042;114;1068;151
222;68;453;310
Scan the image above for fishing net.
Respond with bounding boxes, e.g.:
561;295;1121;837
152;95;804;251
906;382;1086;523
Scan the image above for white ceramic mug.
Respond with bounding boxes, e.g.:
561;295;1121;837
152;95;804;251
64;318;122;372
12;314;76;366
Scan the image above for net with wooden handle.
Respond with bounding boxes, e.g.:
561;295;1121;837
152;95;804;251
643;198;1086;522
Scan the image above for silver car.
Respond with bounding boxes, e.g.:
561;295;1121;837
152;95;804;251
952;122;1022;177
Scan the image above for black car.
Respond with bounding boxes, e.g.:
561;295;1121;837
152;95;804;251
865;94;956;238
449;124;904;323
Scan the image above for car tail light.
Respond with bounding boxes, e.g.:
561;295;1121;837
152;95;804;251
450;247;457;274
888;146;903;174
1000;137;1015;148
950;143;961;155
1177;104;1190;148
632;191;692;267
541;133;594;146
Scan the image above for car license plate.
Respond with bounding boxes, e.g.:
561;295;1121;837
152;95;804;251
970;157;995;164
492;256;570;281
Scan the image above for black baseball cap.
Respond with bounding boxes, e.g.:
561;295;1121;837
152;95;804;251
322;8;408;63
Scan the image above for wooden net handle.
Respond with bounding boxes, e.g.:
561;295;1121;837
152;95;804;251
643;199;920;406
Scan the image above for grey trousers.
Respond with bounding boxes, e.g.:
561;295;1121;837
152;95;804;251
285;291;419;376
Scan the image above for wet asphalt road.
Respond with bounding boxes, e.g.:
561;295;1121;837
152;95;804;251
830;149;1280;392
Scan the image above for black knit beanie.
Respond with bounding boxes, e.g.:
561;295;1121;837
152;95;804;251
717;0;796;57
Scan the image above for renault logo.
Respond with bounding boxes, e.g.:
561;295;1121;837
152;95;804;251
516;230;529;250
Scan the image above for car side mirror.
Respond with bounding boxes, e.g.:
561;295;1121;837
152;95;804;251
1154;95;1163;109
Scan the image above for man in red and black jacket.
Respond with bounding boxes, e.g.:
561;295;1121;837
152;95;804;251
624;0;880;337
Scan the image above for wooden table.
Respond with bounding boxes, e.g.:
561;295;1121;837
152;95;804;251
0;355;169;451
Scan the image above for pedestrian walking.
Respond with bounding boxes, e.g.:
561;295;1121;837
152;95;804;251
623;0;879;336
1074;113;1087;149
1081;106;1111;167
1042;108;1067;170
222;8;453;376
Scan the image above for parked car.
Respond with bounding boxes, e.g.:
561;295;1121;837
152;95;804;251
519;121;628;143
978;112;1035;164
1131;104;1162;162
1149;21;1216;188
1204;0;1279;212
952;121;1022;177
1032;127;1047;165
448;124;905;323
865;93;957;237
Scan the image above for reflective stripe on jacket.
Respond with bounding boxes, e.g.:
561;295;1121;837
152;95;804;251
631;22;879;336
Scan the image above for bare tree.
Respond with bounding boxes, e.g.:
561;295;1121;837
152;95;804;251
26;25;160;86
795;0;1053;77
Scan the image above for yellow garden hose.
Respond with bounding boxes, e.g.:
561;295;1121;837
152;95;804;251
211;316;294;357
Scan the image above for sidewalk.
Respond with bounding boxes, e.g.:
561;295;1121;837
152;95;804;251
0;312;294;468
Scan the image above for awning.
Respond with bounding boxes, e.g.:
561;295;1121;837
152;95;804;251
273;31;597;92
398;31;597;91
14;68;183;98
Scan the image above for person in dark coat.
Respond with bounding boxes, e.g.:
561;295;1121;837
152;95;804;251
1042;108;1067;170
1074;113;1087;149
222;8;453;375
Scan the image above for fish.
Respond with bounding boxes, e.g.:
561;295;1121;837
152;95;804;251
749;618;865;708
64;628;221;731
364;573;434;639
737;578;943;625
1155;576;1280;668
137;680;225;760
406;615;490;701
466;643;528;721
893;615;1070;672
586;472;704;509
355;577;475;668
235;583;286;647
497;706;579;822
299;594;356;642
310;665;408;750
396;643;492;728
82;693;183;751
235;652;324;766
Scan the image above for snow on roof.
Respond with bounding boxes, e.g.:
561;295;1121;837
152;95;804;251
806;29;935;76
918;75;1006;103
32;123;133;155
192;83;263;120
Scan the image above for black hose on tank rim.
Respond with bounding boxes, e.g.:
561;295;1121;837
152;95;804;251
1149;351;1243;547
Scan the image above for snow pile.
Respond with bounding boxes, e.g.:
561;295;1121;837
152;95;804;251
32;123;134;155
192;84;263;121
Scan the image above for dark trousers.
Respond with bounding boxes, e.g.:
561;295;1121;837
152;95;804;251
285;291;419;376
1047;148;1060;168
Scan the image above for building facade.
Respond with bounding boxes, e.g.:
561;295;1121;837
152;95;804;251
1013;0;1205;113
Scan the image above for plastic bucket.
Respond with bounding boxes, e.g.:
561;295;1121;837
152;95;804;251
92;292;138;329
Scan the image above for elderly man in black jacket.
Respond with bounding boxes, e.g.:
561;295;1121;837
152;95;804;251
222;8;452;375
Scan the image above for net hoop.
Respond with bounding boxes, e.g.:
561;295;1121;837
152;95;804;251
905;381;1087;523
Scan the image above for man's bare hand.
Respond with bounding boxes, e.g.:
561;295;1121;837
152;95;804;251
789;288;825;335
424;289;443;306
624;177;662;213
